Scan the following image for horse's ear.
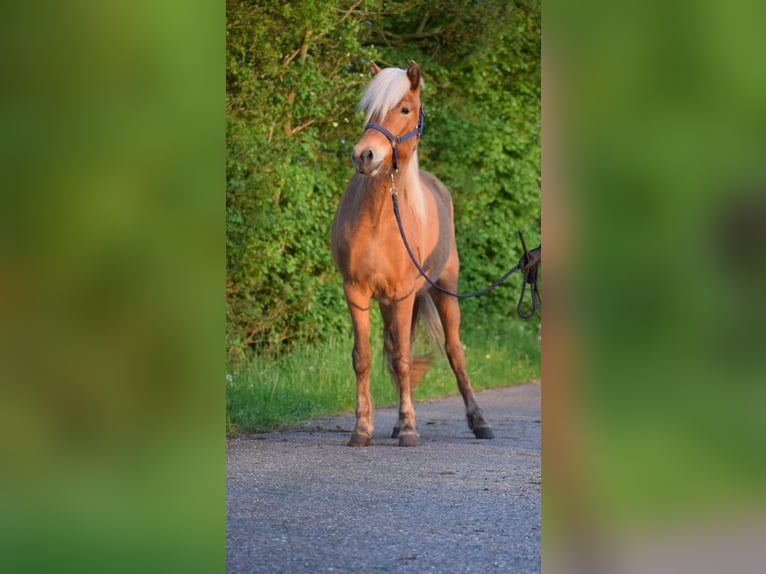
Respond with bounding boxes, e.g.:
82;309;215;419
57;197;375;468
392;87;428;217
406;60;421;90
370;61;381;76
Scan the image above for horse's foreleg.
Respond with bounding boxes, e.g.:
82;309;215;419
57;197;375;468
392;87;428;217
381;298;419;446
346;289;373;446
431;288;495;439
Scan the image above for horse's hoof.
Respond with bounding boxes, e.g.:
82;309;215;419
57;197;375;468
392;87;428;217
348;432;372;447
473;427;495;439
398;432;419;447
391;426;400;439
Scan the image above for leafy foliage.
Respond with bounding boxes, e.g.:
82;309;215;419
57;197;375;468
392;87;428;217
226;0;540;361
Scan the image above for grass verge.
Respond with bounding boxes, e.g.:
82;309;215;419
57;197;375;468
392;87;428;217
226;316;540;435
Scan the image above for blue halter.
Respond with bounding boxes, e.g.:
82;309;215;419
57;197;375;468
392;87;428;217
363;106;425;171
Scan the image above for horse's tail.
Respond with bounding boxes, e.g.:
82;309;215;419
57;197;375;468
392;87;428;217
384;293;443;388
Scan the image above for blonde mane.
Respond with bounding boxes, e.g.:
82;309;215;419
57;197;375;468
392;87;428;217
402;152;426;224
358;67;422;124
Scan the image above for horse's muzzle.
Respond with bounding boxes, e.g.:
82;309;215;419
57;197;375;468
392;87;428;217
352;146;382;176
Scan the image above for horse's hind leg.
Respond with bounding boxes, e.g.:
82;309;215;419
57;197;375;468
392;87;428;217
383;328;401;439
431;288;495;439
380;297;419;447
345;286;374;446
385;297;431;440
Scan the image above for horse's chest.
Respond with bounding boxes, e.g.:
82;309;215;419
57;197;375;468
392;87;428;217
341;226;407;287
347;226;444;298
348;232;402;276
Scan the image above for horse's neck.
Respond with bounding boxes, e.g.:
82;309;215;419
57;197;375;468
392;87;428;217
400;160;426;224
358;160;424;229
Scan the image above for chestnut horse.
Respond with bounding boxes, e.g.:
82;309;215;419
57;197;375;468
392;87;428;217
331;61;494;447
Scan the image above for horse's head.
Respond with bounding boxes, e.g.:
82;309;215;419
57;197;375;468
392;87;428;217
352;61;424;177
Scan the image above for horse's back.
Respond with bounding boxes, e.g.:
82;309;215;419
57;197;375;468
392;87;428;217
419;170;456;254
419;170;453;216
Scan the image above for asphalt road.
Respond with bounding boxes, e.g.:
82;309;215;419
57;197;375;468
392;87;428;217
226;382;541;573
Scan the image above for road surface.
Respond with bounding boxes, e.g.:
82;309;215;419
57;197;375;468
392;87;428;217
227;382;541;573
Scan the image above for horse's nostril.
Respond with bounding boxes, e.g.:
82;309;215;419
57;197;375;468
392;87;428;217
364;149;373;161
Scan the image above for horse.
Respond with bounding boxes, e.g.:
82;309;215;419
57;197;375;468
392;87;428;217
331;60;495;447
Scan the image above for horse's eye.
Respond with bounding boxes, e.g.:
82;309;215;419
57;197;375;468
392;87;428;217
401;107;410;115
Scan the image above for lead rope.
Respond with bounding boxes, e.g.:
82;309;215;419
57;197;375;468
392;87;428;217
390;176;541;318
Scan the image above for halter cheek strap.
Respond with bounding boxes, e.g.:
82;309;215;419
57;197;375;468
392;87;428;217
364;106;426;171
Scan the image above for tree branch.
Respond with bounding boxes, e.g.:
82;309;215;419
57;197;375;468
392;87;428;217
338;0;364;24
416;12;430;34
288;119;315;136
282;47;301;67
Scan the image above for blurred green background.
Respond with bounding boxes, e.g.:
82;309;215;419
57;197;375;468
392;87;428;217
544;0;766;569
1;1;222;573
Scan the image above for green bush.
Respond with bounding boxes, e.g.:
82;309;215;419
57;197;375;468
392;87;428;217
226;0;540;362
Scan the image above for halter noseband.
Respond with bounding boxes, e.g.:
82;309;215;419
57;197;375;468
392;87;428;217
363;106;425;171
